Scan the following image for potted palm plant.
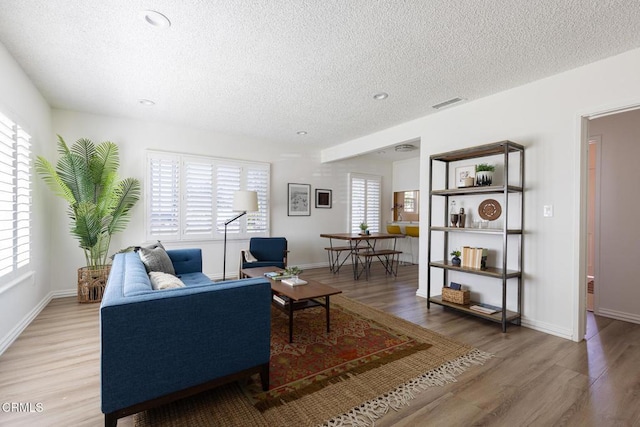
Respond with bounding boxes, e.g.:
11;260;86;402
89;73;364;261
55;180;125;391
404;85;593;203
35;136;141;303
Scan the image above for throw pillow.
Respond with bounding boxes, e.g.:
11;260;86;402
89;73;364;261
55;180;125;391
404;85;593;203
136;241;176;275
244;250;258;263
149;271;186;290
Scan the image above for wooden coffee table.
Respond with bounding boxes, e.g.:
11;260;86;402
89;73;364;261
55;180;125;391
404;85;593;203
240;266;342;343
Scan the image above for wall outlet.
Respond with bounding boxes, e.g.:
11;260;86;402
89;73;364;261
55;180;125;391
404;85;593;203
543;205;553;217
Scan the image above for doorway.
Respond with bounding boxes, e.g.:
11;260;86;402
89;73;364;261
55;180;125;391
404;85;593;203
584;109;640;326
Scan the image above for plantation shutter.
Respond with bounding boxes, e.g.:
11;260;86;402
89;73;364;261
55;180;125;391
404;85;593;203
148;154;180;238
15;128;31;268
183;158;213;237
215;164;242;234
0;112;31;279
350;176;366;233
349;173;381;233
246;165;269;233
147;151;270;240
365;178;381;232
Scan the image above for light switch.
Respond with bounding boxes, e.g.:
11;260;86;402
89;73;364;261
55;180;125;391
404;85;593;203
543;205;553;217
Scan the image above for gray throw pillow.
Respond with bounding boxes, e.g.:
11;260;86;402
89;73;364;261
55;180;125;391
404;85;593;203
137;241;176;275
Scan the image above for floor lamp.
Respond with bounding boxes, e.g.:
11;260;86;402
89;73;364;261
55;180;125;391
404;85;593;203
223;190;258;280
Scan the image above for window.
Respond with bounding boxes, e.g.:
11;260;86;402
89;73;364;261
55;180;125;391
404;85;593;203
349;173;381;233
146;151;270;241
0;112;31;280
402;190;418;213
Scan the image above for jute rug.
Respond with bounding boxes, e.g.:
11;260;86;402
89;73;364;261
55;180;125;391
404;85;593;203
135;295;492;427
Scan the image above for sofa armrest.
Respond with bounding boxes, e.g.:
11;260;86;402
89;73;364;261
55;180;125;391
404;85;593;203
100;278;271;414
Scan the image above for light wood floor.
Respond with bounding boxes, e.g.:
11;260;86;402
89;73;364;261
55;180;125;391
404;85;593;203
1;263;639;426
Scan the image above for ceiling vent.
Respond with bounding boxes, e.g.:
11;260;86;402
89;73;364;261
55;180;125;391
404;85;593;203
394;144;417;152
432;97;465;110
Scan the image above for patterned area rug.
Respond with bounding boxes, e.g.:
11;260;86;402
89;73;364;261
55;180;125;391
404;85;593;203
135;295;492;427
244;300;432;410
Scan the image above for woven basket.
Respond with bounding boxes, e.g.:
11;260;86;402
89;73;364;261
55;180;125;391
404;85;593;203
442;287;470;305
77;265;111;303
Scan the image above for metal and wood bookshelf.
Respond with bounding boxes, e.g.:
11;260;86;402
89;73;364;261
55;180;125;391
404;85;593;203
427;140;524;332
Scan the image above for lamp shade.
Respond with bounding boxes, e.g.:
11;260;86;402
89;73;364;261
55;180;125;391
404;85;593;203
232;190;258;212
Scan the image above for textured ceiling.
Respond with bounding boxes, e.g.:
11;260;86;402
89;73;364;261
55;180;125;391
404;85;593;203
1;1;639;151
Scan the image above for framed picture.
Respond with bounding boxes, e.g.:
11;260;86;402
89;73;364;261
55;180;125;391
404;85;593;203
288;183;311;216
315;189;332;208
455;165;476;188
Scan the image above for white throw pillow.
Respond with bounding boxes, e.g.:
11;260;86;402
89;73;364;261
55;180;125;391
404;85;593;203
244;250;258;263
149;271;186;290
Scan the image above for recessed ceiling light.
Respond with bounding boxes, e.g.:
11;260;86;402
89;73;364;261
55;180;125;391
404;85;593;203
142;10;171;28
373;92;389;100
297;131;307;135
139;99;155;106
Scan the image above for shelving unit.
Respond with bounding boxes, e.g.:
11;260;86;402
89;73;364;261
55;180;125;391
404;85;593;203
427;141;524;332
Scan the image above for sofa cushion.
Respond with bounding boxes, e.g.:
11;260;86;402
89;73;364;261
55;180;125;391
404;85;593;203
137;242;176;275
149;272;186;290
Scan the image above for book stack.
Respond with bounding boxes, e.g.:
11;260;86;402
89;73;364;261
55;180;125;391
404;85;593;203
461;246;488;270
272;294;289;306
282;277;307;286
264;271;292;280
469;302;501;314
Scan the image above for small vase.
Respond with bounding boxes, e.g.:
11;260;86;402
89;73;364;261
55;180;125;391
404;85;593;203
452;256;461;266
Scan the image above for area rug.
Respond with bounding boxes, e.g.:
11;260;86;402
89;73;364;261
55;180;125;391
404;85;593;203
134;295;492;427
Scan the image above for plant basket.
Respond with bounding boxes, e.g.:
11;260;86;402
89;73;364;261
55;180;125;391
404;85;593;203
442;287;470;305
77;265;111;303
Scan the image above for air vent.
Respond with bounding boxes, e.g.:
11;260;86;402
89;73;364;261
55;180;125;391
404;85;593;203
432;97;465;110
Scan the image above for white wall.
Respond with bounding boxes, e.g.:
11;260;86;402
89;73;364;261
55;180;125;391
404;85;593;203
0;42;53;354
589;109;640;324
392;157;420;191
50;110;393;291
322;47;640;341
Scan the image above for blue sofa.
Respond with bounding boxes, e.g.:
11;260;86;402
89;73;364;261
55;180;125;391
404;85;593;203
100;249;272;426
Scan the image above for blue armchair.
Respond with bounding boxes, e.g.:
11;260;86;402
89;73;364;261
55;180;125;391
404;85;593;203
240;237;288;274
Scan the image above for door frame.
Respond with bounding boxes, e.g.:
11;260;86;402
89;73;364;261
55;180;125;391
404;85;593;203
587;135;602;315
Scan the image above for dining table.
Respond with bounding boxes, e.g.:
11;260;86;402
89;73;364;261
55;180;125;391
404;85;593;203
320;232;404;279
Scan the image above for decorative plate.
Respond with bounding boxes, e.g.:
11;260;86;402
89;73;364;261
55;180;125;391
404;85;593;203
478;199;502;221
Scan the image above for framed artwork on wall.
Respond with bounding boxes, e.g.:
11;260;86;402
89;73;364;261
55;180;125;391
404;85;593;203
315;189;332;208
288;183;311;216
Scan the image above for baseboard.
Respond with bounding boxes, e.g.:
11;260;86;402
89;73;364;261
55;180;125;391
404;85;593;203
52;288;77;299
520;318;573;340
596;307;640;325
0;291;54;357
